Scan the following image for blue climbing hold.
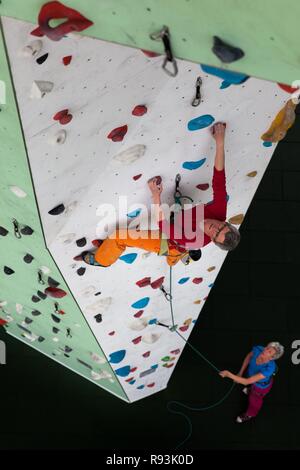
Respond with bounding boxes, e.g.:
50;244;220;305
129;380;136;385
148;318;157;325
127;208;142;218
200;64;249;89
131;297;150;309
263;141;272;147
182;158;206;171
115;365;131;377
137;385;145;389
208;283;214;288
119;253;138;264
178;277;190;284
187;115;214;131
151;364;159;369
109;350;126;364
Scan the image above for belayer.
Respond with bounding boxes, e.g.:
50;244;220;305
79;122;240;267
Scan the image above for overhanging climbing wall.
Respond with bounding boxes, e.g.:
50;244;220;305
0;14;293;402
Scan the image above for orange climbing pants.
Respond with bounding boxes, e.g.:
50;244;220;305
94;229;184;266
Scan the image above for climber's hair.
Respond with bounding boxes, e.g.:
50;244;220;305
214;223;241;251
267;342;284;360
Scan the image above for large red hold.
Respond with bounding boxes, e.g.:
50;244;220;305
38;1;93;41
136;277;151;288
132;105;147;117
45;287;67;298
107;125;128;142
278;83;299;94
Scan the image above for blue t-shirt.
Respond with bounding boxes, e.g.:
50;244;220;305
247;345;276;389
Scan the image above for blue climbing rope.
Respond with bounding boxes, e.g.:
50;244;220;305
167;265;236;449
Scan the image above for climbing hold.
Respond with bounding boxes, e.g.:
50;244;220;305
31;295;40;303
113;144;146;165
147;383;155;388
21;40;43;57
23;254;34;264
76;237;87;247
207;266;216;272
143;351;151;358
132;105;147;116
134;310;144;318
196;183;209;191
63;55;72;66
247;171;257;178
4;266;14;275
37;291;47;300
212;36;244;63
91;239;103;248
45;287;67;298
94;314;102;323
141;49;160;58
261;99;297;143
201;64;249;88
0;227;8;236
119;253;138;264
132;336;142;345
162;356;171;362
142;333;160;344
0;318;8;326
187;115;214;131
31;310;42;316
38;1;93;41
24;317;33;325
51;314;61;323
149;277;164;289
48;204;65;216
20;225;34;235
178;277;190;285
278;83;299;94
128;318;149;331
192;277;203;284
48;277;60;287
30;26;44;37
182;158;206;170
9;186;27;198
115;365;131;377
184;318;192;326
179;325;189;332
107;125;128;142
170;349;180;355
136;277;151;288
109;350;126;364
127;209;142;219
163;363;174;368
228;214;244;225
53;109;72;125
108;331;115;336
48;129;67;145
77;267;86;276
30;80;54;99
60;113;73;125
133;174;142;181
16;304;23;314
36;53;49;65
131;297;150;309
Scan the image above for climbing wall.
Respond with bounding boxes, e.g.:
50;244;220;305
0;14;292;402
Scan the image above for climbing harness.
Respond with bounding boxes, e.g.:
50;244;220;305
150;26;178;77
156;266;235;449
192;77;202;107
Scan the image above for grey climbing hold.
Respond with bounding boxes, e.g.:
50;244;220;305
52;327;60;333
24;253;34;264
36;53;49;65
77;267;86;276
37;290;47;300
9;186;27;198
31;295;41;303
212;36;245;63
48;204;65;216
4;266;14;275
48;129;67;145
94;314;102;323
38;336;45;342
31;310;42;316
21;40;43;58
51;314;60;323
48;277;60;287
30;81;54;99
24;317;33;324
76;237;87;247
0;226;8;236
21;226;34;235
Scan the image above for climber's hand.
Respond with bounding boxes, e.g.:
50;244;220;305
148;176;163;196
211;122;226;144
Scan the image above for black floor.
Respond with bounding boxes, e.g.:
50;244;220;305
1;111;300;451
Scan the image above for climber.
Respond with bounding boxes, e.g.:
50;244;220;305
219;342;284;423
79;121;240;267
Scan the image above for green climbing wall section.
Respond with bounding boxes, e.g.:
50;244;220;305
0;27;128;402
0;0;299;85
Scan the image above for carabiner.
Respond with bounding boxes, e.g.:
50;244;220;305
150;25;178;77
192;76;202;107
12;218;22;239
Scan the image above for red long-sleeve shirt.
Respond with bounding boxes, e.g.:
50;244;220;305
159;167;227;250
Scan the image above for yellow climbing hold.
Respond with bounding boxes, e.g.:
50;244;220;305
228;214;244;225
261;99;296;142
247;171;257;177
207;266;215;272
194;299;201;304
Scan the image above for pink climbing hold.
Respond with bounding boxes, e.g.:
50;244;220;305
170;349;180;355
136;277;151;288
133;174;142;181
196;183;209;191
179;325;189;332
63;55;72;66
44;287;67;298
38;1;93;42
132;105;147;117
141;49;160;58
134;310;144;318
107;125;128;142
108;331;115;336
143;351;151;358
150;277;165;289
192;277;203;284
132;336;142;345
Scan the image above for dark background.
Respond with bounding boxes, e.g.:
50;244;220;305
1;111;300;451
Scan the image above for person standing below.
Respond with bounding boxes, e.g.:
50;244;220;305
219;342;284;423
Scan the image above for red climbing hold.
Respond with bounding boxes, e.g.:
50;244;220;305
133;174;142;181
142;351;151;358
278;83;299;94
31;26;44;37
0;318;8;326
107;125;128;142
108;331;115;336
134;310;144;318
136;277;151;288
150;277;165;289
132;105;147;117
147;382;155;388
192;277;203;284
132;336;142;345
38;1;93;41
125;377;134;382
130;367;137;373
92;239;103;248
44;287;67;298
141;49;160;58
63;55;72;66
179;325;189;332
170;349;180;355
53;109;72;125
196;183;209;191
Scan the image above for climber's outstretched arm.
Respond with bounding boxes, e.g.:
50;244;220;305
210;122;226;171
